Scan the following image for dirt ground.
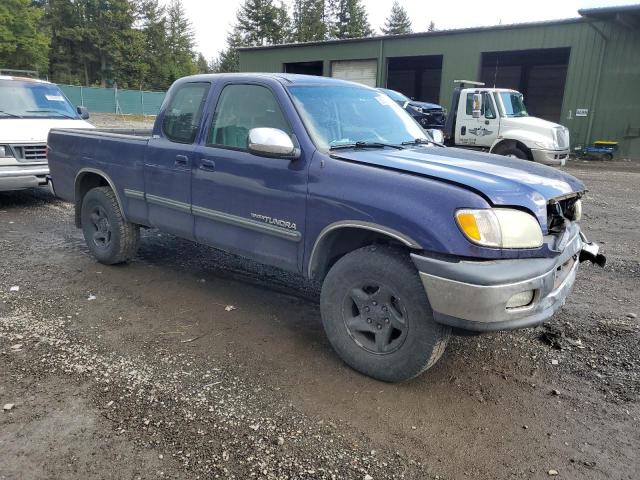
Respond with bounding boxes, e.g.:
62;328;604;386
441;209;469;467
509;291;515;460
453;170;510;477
1;160;638;480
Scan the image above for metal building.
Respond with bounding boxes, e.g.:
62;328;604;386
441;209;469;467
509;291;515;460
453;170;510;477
239;4;640;159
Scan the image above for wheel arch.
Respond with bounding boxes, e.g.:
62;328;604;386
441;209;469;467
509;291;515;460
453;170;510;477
74;169;126;227
490;138;533;160
307;221;421;281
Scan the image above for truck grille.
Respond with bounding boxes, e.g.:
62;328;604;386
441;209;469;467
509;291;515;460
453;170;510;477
425;109;446;125
14;144;47;162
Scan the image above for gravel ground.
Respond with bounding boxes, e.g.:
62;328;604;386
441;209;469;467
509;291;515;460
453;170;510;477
0;160;638;479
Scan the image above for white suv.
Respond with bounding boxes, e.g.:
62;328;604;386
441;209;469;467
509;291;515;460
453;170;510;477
0;76;94;192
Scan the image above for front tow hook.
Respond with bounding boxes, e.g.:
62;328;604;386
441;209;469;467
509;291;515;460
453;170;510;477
579;233;607;268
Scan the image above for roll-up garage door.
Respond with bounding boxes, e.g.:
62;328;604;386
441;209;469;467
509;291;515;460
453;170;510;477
331;60;378;87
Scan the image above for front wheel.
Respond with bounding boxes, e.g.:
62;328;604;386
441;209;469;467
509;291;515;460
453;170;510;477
496;145;529;160
320;245;450;382
81;186;140;264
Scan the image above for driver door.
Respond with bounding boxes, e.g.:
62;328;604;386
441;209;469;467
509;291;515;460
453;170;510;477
456;92;499;148
192;83;308;272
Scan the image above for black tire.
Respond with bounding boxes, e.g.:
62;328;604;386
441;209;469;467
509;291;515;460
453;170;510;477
320;245;450;382
80;186;140;264
496;145;529;160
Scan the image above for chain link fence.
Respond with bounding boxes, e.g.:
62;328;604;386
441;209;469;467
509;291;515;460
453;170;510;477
58;85;166;116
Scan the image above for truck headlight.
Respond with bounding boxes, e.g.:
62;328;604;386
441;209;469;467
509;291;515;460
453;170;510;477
0;146;13;158
533;140;557;150
455;208;543;248
567;199;582;222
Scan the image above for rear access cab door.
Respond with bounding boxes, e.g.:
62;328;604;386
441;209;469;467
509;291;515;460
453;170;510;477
144;81;212;239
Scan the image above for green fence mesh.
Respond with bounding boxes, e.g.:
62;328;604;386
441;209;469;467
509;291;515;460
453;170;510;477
58;85;166;115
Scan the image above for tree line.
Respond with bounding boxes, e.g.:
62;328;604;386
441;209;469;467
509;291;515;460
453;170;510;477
0;0;431;91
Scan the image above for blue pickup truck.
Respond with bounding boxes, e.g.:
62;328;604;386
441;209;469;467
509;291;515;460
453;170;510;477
47;74;605;382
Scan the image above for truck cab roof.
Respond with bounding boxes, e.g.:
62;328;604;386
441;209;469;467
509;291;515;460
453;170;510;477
0;75;52;84
172;73;373;89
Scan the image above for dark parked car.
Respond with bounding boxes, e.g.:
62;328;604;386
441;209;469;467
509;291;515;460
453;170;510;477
378;88;446;130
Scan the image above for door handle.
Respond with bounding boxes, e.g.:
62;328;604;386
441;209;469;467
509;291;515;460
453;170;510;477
199;159;216;171
175;154;189;167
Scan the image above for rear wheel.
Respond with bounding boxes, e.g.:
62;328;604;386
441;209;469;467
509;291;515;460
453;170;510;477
320;245;450;382
81;186;140;264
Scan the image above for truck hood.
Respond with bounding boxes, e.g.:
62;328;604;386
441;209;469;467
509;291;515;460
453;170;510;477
408;100;443;111
331;146;584;232
0;118;94;144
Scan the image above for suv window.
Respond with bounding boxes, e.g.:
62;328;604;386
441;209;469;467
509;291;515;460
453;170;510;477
209;84;291;149
162;82;210;143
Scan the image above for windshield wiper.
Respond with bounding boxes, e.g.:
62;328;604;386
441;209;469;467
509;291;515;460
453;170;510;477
330;141;404;151
401;137;444;147
0;110;22;118
26;109;76;119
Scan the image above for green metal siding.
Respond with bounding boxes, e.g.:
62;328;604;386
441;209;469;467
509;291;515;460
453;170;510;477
239;19;640;158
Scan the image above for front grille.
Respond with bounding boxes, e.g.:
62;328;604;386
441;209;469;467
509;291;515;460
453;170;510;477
547;195;579;234
14;144;47;162
424;110;446;125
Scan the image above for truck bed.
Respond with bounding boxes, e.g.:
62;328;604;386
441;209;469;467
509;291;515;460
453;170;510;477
47;128;151;209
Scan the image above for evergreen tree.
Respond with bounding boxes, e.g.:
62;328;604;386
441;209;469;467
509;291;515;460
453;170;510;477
166;0;198;83
381;1;412;35
292;0;326;43
0;0;50;74
212;28;243;73
428;21;436;31
334;0;372;39
139;0;171;90
324;0;340;39
271;1;292;44
196;53;211;73
237;0;291;46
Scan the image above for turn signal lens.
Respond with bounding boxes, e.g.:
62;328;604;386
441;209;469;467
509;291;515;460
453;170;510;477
456;213;481;241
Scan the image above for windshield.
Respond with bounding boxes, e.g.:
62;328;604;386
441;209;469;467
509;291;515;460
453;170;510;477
380;88;409;103
288;85;427;151
498;92;528;117
0;80;79;119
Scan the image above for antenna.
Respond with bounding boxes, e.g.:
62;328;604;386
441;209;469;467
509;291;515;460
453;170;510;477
492;56;499;88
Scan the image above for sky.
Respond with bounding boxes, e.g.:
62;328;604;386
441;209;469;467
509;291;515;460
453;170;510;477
176;0;635;61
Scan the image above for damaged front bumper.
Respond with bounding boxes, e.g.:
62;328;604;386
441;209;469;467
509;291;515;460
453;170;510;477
411;224;606;332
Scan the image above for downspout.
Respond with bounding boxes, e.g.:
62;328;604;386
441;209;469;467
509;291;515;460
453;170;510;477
377;38;385;87
585;20;609;145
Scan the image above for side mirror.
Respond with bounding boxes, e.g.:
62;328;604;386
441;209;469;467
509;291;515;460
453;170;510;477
77;105;90;120
426;128;444;144
247;128;299;159
472;93;482;119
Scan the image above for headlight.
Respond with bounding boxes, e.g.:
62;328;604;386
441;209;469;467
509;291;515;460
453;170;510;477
567;199;582;222
533;140;557;150
409;105;423;113
455;208;543;248
0;146;14;158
